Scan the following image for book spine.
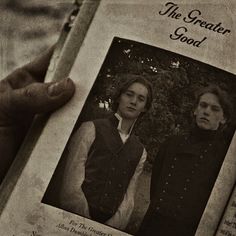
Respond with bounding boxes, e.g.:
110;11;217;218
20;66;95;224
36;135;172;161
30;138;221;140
0;0;101;216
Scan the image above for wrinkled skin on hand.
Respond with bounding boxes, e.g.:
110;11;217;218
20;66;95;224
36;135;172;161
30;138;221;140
0;47;75;184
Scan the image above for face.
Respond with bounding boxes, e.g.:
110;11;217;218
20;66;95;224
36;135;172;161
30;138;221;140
117;82;148;120
194;92;226;130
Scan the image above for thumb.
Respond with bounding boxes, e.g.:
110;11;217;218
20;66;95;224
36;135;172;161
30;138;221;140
8;78;75;114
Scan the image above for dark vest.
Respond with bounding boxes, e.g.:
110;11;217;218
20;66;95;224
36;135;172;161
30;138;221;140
82;115;144;219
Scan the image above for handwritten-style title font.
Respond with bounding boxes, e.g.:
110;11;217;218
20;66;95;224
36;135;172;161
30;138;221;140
159;2;231;47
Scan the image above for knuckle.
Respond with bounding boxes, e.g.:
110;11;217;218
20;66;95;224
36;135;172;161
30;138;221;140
24;88;33;97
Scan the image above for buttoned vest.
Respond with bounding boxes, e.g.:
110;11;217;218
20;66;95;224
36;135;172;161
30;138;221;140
150;127;228;226
82;116;144;217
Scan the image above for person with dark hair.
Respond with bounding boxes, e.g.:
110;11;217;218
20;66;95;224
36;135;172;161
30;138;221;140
112;75;153;113
195;85;232;129
137;85;232;236
59;75;153;229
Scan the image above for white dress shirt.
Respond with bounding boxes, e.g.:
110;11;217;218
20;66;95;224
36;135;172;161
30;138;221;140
60;117;147;230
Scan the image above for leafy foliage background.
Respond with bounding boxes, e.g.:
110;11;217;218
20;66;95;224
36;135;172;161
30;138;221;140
76;37;236;163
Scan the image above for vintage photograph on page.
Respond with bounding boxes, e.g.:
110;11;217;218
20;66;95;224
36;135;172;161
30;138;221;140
0;0;235;235
42;37;236;236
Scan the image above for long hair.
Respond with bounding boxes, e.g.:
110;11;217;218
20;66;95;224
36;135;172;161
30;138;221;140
111;74;153;114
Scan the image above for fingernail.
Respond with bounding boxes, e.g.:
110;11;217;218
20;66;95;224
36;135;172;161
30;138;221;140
48;79;69;96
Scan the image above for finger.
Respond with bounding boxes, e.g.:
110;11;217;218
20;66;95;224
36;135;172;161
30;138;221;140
23;45;55;82
1;68;36;90
1;46;55;90
8;78;75;114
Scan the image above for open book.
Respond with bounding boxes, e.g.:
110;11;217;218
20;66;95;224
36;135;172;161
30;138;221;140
0;0;235;235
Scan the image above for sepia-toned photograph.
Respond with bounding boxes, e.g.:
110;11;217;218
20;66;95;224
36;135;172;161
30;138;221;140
0;1;235;235
42;37;236;236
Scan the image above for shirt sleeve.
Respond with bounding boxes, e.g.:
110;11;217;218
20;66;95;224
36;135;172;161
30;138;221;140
59;121;95;218
106;148;147;230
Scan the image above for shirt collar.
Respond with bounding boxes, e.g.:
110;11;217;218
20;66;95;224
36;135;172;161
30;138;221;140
114;113;136;136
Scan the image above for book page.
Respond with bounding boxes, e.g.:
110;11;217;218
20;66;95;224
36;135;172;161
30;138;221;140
0;0;235;235
216;184;236;236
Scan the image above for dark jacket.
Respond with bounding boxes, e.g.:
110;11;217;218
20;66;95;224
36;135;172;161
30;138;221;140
138;126;228;236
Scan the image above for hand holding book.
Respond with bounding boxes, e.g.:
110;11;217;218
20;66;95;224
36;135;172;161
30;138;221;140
0;47;75;184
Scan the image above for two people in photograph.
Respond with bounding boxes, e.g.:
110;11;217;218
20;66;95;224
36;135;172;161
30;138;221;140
0;45;233;236
137;85;232;236
57;78;232;235
58;76;153;230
